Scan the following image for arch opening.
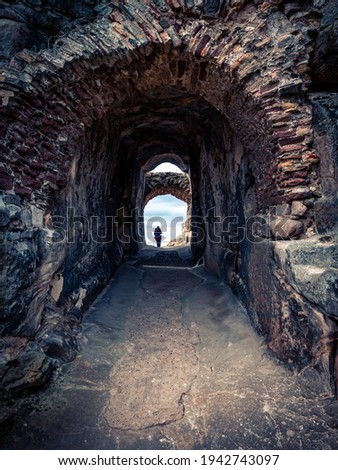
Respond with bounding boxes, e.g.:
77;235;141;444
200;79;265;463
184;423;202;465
144;195;188;247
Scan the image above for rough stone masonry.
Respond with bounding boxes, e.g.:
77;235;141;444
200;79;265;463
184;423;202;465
0;0;337;400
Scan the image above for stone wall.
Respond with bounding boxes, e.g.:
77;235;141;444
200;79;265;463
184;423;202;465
311;0;338;89
0;0;102;61
191;73;338;395
312;93;338;233
0;0;337;397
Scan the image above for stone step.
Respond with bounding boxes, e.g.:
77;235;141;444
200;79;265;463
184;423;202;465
138;250;195;267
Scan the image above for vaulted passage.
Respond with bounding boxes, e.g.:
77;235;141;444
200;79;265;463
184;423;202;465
0;0;338;449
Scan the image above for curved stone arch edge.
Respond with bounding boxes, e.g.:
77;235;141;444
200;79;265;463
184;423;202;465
1;1;320;215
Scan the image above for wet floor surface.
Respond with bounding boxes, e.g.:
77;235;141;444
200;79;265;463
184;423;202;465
1;247;338;450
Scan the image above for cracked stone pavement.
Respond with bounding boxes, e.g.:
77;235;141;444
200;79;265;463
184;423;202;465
1;247;337;450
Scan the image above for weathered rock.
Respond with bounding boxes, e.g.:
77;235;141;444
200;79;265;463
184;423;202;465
274;204;291;217
289;265;338;317
270;218;304;240
0;208;10;227
42;332;78;363
314;197;338;233
291;201;308;217
311;1;338;88
235;238;338;396
312;93;338;232
274;237;338;318
0;342;54;398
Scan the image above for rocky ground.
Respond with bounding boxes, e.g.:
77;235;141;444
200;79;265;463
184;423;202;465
0;246;337;450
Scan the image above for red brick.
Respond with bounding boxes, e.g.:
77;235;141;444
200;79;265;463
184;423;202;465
30;162;47;171
26;137;37;146
16;145;32;155
280;178;308;188
306;152;320;164
285;191;313;202
195;35;211;58
48;182;58;191
23;165;39;177
279;170;308;181
21;176;42;190
41;142;55;152
41;152;56;162
15;185;32;198
278;135;305;147
0;169;14;190
259;83;279;97
56;178;67;188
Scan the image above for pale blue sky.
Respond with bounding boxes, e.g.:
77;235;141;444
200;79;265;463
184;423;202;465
144;195;187;246
145;163;186;246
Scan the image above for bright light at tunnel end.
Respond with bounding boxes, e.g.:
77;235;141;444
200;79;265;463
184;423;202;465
150;162;184;173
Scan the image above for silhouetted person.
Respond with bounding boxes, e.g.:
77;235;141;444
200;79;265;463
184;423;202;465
154;226;162;247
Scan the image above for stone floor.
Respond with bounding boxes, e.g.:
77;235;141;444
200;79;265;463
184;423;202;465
0;246;337;450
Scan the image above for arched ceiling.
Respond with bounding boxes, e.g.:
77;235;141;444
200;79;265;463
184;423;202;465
142;154;188;173
0;0;320;209
118;89;214;171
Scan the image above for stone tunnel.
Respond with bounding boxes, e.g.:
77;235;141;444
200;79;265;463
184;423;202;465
0;0;338;404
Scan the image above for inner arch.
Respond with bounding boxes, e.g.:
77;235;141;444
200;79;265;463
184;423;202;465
143;155;187;173
144;195;188;247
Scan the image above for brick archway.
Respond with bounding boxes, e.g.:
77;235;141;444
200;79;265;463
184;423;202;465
0;2;319;207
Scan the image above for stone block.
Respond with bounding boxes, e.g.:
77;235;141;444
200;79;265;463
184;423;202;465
270;217;303;240
252;216;271;238
275;239;338;318
3;194;21;206
14;185;32;199
0;169;14;190
0;342;54;397
195;35;211;58
279;82;302;96
0;207;10;227
6;204;21;218
31;205;44;227
314;197;338;233
274;204;290;216
94;4;113;16
291;201;308;217
280;177;308;188
285;188;314;201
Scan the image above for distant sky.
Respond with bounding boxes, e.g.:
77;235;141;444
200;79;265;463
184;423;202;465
150;163;183;173
144;195;187;246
